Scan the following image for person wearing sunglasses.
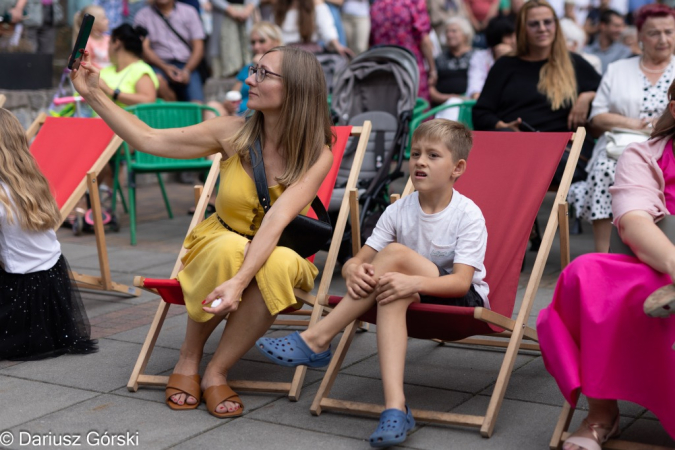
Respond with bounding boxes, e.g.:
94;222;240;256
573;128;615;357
71;46;334;419
472;0;601;185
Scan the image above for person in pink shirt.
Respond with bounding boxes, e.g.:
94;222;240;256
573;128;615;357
537;80;675;450
73;5;111;69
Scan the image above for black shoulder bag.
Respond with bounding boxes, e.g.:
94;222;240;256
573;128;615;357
249;139;333;258
152;6;210;82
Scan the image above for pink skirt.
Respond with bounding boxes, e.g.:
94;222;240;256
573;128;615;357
537;253;675;438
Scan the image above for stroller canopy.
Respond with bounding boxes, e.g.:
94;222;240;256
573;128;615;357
331;46;419;125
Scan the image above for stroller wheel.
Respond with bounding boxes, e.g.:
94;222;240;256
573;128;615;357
84;209;112;227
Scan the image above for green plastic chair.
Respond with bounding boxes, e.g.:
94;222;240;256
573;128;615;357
114;102;220;245
413;97;429;122
405;99;476;159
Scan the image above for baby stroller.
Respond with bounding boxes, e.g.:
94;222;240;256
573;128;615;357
329;45;419;259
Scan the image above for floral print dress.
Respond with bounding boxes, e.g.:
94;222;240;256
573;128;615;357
369;0;432;100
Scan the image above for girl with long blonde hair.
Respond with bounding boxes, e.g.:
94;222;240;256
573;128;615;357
0;108;98;361
472;0;601;184
70;46;334;418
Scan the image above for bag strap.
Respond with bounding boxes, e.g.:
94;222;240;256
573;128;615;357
248;138;330;222
152;6;192;52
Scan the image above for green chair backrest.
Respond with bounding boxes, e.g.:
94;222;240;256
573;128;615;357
124;102;219;169
405;99;476;159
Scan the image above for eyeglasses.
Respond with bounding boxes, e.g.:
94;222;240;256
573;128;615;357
526;18;555;30
248;65;283;83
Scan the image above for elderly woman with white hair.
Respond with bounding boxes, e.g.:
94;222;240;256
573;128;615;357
429;16;477;106
560;17;602;74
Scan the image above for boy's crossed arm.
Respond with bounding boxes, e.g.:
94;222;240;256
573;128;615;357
376;264;475;305
342;244;476;305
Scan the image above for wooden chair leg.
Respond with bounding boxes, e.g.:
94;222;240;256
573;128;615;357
127;300;172;391
156;173;173;219
310;320;359;416
550;401;574;450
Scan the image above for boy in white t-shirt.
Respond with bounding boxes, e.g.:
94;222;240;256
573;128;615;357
256;119;489;448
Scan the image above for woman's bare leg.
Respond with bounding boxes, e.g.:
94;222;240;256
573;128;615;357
169;315;223;406
201;279;277;413
592;218;613;253
563;397;619;450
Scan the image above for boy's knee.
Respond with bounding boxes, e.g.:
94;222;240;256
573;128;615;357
373;243;410;271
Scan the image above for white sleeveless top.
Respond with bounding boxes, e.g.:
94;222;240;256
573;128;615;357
0;182;61;274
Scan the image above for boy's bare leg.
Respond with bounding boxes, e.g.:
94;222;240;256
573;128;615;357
301;244;439;361
376;296;417;411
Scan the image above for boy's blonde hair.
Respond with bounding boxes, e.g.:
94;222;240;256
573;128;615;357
0;109;62;231
412;119;473;162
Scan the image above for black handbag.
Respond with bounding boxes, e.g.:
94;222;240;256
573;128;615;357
249;140;333;258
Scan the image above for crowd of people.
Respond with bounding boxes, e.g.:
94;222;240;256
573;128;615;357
1;0;675;448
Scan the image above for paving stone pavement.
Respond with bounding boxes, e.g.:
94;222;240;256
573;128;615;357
1;181;673;450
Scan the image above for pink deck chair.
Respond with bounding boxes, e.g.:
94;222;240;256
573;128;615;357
26;114;139;297
128;124;372;401
309;129;585;438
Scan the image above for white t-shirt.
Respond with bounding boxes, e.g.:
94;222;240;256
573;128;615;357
0;183;61;274
365;190;490;308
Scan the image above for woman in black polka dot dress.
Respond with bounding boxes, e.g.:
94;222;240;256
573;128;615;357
568;4;675;252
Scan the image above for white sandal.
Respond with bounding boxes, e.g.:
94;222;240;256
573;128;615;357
563;416;620;450
644;284;675;318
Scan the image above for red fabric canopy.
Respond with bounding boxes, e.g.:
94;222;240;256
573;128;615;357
29;117;116;210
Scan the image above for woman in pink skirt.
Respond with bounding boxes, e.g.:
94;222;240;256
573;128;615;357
537;81;675;450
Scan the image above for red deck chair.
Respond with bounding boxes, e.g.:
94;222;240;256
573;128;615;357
26;114;139;297
128;123;372;401
309;129;586;438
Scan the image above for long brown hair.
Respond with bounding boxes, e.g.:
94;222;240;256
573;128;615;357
651;80;675;141
516;0;577;110
274;0;315;43
229;47;334;186
0;109;61;231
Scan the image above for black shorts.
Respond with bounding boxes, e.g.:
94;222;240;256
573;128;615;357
418;264;484;308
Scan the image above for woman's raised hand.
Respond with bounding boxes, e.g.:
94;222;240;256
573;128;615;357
69;50;102;99
202;280;243;315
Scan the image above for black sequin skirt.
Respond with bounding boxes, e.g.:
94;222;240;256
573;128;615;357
0;255;98;361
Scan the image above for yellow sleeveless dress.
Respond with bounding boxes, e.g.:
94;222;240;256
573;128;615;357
176;154;319;322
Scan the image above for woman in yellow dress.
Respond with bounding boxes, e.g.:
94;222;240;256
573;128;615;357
70;46;334;418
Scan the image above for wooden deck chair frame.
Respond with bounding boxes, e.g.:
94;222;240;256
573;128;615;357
127;123;372;399
26;113;139;297
550;399;673;450
307;128;586;438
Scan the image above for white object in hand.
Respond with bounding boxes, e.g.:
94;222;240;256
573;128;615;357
211;298;223;308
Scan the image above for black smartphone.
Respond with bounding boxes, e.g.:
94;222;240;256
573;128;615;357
68;13;95;70
519;121;538;132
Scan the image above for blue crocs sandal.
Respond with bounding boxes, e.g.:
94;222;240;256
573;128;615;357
256;331;332;368
369;406;415;448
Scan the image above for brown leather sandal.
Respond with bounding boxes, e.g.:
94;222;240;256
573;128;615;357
203;384;244;418
563;415;620;450
165;374;201;411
